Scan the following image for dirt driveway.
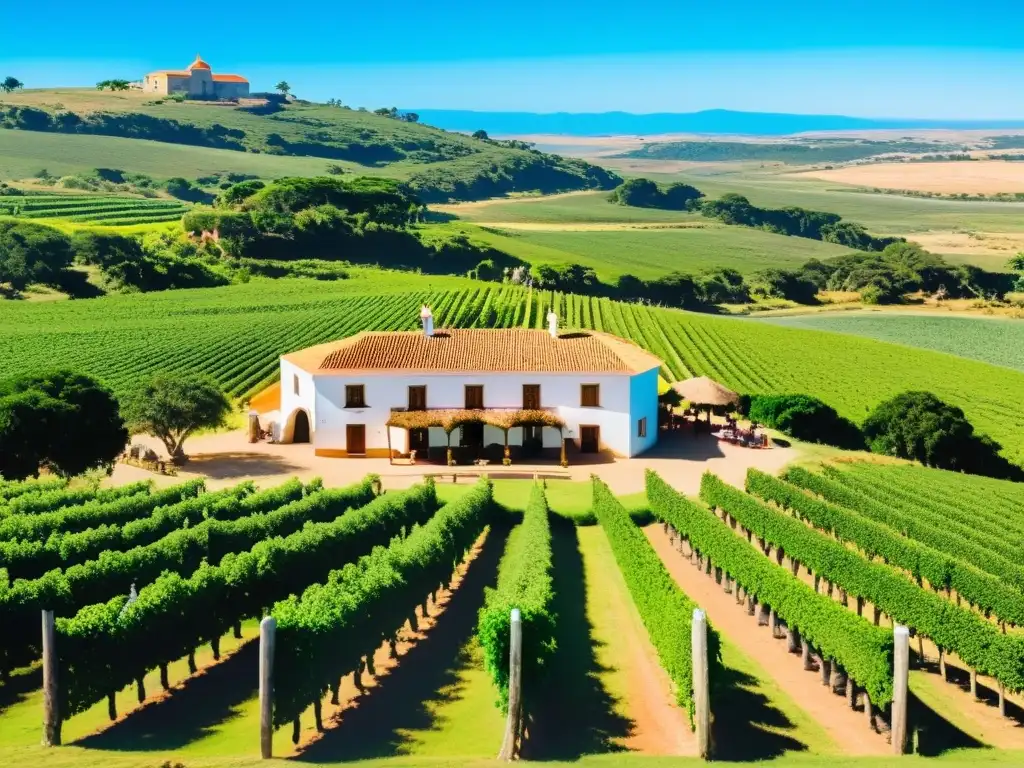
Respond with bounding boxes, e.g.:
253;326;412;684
112;430;797;496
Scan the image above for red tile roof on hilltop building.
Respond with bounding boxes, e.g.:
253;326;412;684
212;74;249;83
283;329;663;375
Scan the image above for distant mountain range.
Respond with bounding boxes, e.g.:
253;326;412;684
410;109;1024;137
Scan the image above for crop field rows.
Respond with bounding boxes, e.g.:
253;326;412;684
0;194;189;225
1;276;1023;465
3;469;1024;766
0;474;717;762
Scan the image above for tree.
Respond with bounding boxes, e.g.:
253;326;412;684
275;81;291;97
400;112;420;123
0;220;74;291
123;374;230;463
472;129;489;141
1;76;24;93
96;79;130;91
1010;253;1024;292
862;391;1023;479
0;371;127;480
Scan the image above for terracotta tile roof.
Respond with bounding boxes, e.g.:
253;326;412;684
283;329;662;375
149;71;190;77
212;74;248;83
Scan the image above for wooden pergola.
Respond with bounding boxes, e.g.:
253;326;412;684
385;408;569;466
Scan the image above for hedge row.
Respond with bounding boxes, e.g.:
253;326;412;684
646;470;893;707
0;480;164;540
784;466;1024;590
593;476;719;725
749;469;1024;627
478;484;556;711
57;479;436;718
707;472;1024;694
0;484;253;580
0;477;68;506
0;478;338;677
272;478;493;727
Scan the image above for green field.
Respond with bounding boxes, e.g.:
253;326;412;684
609;169;1024;236
468;224;853;279
440;191;703;224
0;193;189;225
1;271;1023;465
762;312;1024;373
0;130;366;182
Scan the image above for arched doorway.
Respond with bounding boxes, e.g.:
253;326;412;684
292;410;310;443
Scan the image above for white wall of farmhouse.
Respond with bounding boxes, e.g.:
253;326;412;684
280;368;658;458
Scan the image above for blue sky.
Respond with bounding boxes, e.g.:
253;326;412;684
3;0;1023;117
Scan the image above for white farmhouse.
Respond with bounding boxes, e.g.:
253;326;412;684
276;308;662;462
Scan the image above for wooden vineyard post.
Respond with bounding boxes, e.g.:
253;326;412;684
42;610;61;747
892;625;910;754
692;609;711;760
498;608;523;761
259;616;276;760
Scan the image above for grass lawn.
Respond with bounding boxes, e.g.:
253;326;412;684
761;312;1024;373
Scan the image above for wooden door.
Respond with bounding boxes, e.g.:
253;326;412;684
346;424;366;455
522;384;540;410
409;427;429;453
580;425;600;453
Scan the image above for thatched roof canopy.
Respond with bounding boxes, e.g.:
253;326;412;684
672;376;740;407
386;408;566;433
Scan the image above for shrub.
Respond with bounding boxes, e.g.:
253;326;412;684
742;394;864;449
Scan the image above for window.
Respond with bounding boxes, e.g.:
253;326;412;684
581;384;600;407
345;384;366;408
293;374;300;396
465;385;484;410
638;417;647;438
408;385;427;411
522;384;541;410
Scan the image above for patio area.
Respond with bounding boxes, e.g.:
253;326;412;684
110;428;799;496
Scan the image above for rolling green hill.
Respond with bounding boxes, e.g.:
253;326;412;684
0;89;619;201
617;138;966;164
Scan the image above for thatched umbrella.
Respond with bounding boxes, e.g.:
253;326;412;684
672;377;739;422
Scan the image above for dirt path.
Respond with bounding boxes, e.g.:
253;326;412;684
576;526;695;756
642;524;889;756
753;523;1024;749
291;529;504;760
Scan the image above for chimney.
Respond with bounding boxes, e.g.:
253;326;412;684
420;305;434;337
547;310;558;339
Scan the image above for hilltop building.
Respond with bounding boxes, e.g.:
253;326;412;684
143;55;249;99
269;307;661;461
